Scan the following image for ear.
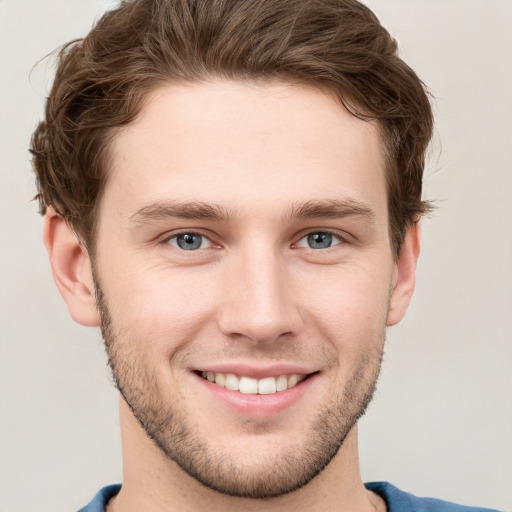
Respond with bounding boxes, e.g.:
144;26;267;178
43;208;100;327
387;223;421;326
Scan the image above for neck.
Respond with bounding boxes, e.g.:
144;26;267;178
108;398;384;512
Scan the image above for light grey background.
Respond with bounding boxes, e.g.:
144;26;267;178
1;1;511;511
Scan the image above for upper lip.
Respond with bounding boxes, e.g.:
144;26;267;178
191;363;317;379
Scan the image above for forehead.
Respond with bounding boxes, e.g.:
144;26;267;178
102;80;387;225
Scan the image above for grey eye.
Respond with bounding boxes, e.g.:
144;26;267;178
297;232;341;249
168;233;212;251
308;233;332;249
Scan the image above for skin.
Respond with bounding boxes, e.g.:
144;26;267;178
44;81;420;512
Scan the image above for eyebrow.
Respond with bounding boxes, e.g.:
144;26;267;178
129;200;235;224
288;199;376;223
129;198;376;225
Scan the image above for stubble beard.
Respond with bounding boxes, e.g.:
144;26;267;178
95;281;385;499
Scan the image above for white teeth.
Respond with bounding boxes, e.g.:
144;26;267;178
200;371;308;395
287;374;298;387
258;377;277;395
214;373;226;386
224;373;239;391
239;376;258;394
276;375;288;392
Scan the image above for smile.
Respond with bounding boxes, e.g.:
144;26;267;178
199;371;308;395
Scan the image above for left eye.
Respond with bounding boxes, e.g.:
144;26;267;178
167;233;212;251
297;232;342;250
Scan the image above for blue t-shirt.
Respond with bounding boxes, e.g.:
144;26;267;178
78;482;503;512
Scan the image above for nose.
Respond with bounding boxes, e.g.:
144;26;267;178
217;247;303;345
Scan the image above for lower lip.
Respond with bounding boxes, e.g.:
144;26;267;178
194;373;317;416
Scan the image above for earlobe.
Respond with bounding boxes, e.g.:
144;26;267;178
387;223;421;327
43;208;100;327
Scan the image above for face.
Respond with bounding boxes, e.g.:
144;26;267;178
93;81;401;498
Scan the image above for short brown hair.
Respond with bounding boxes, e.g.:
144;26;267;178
31;0;433;256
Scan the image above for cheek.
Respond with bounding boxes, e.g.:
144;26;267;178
296;264;391;347
103;261;220;353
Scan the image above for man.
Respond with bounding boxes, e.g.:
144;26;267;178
30;0;503;511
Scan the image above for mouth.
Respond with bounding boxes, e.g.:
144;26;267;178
196;371;311;395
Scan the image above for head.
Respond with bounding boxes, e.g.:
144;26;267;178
31;0;432;259
33;0;433;501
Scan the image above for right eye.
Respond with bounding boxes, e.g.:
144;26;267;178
166;232;213;251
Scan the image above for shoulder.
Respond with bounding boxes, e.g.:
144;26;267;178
76;484;121;512
365;482;504;512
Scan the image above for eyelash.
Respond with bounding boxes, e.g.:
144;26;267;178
161;229;346;252
295;231;343;250
162;230;216;251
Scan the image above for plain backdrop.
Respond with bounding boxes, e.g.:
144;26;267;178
0;1;511;511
